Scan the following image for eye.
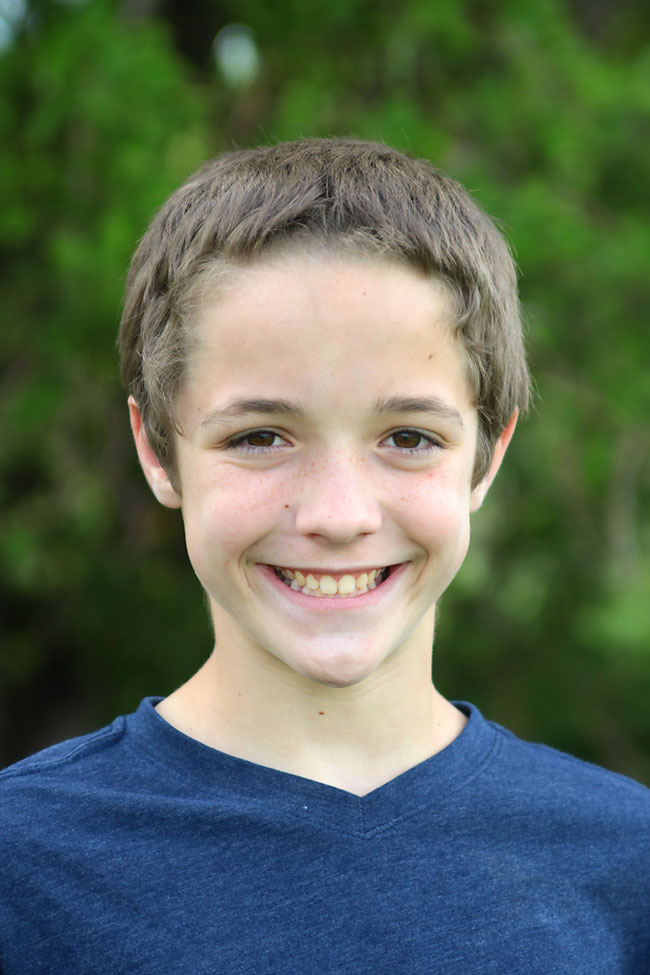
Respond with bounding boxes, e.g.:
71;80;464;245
383;428;443;453
225;429;289;454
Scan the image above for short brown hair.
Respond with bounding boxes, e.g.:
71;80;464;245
119;138;530;489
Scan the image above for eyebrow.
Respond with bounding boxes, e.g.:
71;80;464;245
200;398;306;428
372;395;465;428
200;394;464;429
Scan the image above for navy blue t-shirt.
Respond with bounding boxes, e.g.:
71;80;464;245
1;698;649;973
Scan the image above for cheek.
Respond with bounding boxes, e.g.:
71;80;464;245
399;472;471;535
395;474;472;578
181;472;290;571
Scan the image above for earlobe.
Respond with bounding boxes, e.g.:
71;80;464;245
469;412;518;513
128;396;182;509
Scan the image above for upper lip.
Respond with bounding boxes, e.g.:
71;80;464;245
266;563;399;572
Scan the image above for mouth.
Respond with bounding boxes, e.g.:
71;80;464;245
271;565;394;598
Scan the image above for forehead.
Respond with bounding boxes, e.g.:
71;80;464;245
181;252;473;417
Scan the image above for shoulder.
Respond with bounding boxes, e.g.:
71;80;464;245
2;719;126;776
484;716;650;826
1;717;128;779
1;696;168;790
0;716;129;813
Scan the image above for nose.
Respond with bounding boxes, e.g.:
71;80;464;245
294;450;382;543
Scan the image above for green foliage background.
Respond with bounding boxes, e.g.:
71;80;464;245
1;0;649;779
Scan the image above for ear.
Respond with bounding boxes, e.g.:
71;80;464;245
128;396;182;509
469;412;518;513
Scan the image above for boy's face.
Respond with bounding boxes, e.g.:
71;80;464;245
133;253;513;689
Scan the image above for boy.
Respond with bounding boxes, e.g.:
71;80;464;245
1;139;648;973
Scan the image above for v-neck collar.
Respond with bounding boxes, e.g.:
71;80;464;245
126;696;499;837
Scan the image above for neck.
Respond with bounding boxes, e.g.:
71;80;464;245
156;622;466;796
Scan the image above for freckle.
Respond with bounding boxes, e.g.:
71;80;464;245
284;504;289;509
318;711;325;715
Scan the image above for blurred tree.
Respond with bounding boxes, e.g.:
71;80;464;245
0;0;212;758
1;0;649;780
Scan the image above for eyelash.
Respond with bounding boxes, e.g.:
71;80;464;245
224;428;443;456
225;430;288;455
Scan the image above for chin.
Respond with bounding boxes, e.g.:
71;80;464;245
287;647;386;689
302;669;371;690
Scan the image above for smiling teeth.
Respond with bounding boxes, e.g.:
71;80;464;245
273;566;389;597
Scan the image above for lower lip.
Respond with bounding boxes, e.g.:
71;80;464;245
257;563;408;612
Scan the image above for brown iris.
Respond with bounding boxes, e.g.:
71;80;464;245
245;430;276;447
391;430;423;449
